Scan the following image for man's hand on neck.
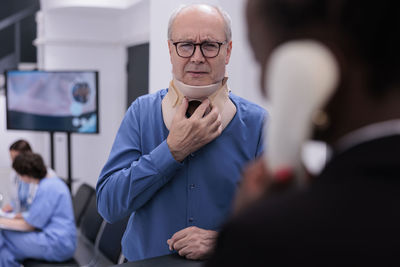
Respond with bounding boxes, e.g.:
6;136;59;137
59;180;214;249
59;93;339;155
186;100;203;118
167;98;222;162
186;100;212;118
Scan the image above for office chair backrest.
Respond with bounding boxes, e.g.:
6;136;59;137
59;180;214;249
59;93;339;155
97;216;130;264
73;183;95;226
79;194;103;243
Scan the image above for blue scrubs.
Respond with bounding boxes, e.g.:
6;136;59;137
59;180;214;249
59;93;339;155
10;166;56;213
0;177;76;266
17;179;32;211
97;89;266;261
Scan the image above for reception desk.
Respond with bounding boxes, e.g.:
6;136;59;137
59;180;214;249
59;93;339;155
115;253;204;267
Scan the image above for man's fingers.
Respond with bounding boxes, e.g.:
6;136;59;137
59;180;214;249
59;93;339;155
209;113;222;130
176;97;189;119
177;245;192;257
170;228;189;241
171;236;189;251
206;116;222;140
185;252;198;260
168;235;189;252
191;99;210;119
167;239;173;251
168;238;177;251
169;227;216;260
203;107;220;126
168;227;191;250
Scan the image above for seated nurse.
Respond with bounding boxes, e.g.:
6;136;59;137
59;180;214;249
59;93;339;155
0;152;76;266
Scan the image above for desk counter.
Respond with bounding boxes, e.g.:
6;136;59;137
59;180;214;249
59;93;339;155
115;254;204;267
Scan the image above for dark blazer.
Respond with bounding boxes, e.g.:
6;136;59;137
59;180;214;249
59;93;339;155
207;135;400;267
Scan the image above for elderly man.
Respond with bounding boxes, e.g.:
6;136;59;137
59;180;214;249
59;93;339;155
96;4;266;262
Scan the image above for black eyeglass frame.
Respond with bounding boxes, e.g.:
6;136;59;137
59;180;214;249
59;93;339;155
172;41;227;58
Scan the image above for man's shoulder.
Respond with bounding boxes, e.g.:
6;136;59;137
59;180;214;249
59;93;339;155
128;89;167;109
230;93;267;118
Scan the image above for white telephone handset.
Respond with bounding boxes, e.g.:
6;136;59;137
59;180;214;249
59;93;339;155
264;40;340;184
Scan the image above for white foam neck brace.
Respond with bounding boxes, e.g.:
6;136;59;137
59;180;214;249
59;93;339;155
264;40;340;179
173;78;222;100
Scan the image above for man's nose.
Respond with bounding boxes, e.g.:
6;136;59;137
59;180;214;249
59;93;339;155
190;45;205;63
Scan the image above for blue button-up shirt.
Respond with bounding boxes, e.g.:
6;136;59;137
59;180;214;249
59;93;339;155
96;89;266;261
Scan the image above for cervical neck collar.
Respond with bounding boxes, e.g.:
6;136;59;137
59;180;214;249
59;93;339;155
162;76;236;131
172;78;223;101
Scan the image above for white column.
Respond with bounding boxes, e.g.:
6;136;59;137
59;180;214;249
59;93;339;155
36;3;128;190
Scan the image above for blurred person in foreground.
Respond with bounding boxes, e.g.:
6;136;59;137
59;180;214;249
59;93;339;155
0;152;76;266
207;0;400;266
96;3;266;262
2;139;57;216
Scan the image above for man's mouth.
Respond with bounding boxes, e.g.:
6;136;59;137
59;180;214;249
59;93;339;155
187;71;208;77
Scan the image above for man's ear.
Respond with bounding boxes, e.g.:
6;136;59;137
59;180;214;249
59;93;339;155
225;41;233;65
168;40;173;63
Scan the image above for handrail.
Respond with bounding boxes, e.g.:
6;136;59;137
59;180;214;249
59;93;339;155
0;3;39;31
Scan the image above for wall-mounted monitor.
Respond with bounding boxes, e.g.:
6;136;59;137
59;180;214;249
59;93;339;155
5;70;99;133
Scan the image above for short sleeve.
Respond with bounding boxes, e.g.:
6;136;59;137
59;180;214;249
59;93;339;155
24;182;57;229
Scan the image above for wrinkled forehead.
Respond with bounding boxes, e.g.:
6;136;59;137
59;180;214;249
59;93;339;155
171;6;226;41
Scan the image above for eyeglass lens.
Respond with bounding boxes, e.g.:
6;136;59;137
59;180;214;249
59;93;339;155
176;42;221;58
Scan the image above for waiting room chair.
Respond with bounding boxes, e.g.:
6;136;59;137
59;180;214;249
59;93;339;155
73;193;104;266
73;183;95;226
90;216;130;266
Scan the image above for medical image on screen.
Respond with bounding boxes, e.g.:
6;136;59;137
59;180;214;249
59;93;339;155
6;70;99;133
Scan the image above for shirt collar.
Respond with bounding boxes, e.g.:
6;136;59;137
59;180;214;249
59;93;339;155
335;119;400;153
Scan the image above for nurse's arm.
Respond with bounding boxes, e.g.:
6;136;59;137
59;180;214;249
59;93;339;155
0;217;35;231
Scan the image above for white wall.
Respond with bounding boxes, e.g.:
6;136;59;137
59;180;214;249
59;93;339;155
121;0;150;46
0;92;50;200
0;94;50;169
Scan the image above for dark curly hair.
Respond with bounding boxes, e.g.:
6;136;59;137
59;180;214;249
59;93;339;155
9;139;32;153
12;152;47;180
255;0;400;95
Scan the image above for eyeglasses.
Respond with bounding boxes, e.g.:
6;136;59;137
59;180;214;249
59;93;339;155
172;41;227;58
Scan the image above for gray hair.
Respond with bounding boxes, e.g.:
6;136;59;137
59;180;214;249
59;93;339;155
167;4;232;42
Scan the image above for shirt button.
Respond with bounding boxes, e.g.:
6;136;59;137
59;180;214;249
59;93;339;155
189;217;194;222
189;184;195;189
